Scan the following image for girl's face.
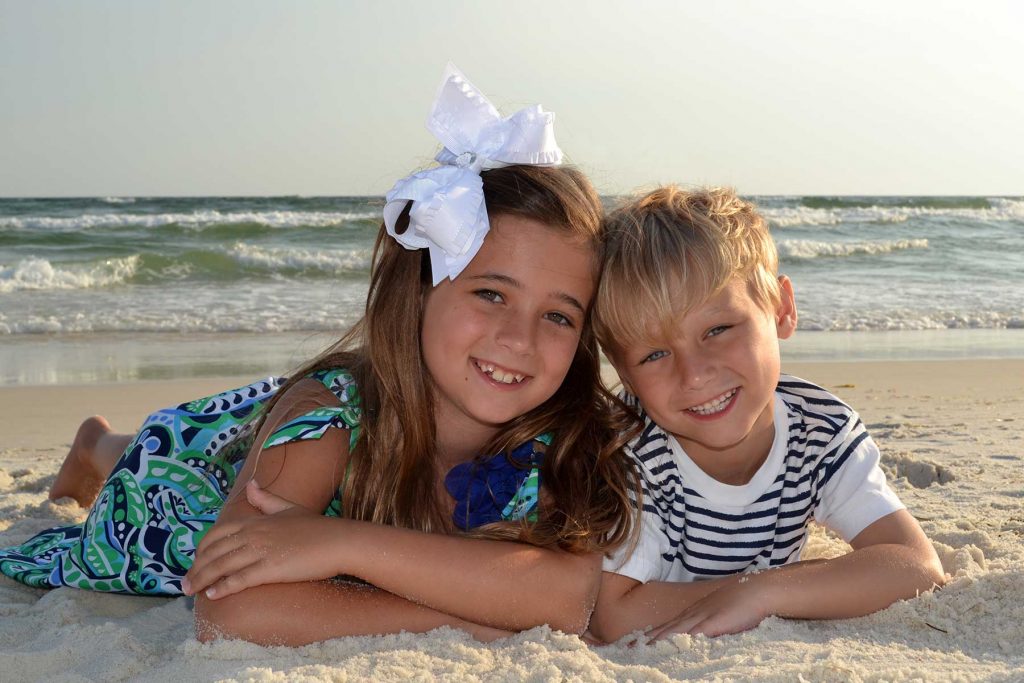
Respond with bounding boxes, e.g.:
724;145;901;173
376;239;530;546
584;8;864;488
420;214;597;441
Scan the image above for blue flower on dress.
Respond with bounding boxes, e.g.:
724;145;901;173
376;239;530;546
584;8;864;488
445;440;543;530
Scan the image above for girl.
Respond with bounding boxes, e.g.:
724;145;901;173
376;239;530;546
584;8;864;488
0;68;638;644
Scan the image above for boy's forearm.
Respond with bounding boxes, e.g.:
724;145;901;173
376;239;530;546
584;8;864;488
337;520;601;634
590;573;738;643
750;544;945;620
195;579;511;646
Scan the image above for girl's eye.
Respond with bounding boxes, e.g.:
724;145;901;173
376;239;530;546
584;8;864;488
706;325;731;339
641;349;669;364
545;312;574;328
474;289;504;304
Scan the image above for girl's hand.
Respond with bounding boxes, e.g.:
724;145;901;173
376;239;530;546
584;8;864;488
182;481;343;599
645;579;773;639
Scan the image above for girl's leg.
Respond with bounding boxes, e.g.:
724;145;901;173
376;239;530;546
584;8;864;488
49;416;134;508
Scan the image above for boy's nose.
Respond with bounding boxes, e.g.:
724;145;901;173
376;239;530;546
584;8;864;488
675;352;715;390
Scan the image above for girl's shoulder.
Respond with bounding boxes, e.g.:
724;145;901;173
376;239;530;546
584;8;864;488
261;367;362;451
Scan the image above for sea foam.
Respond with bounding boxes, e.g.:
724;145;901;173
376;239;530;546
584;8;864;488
225;243;372;274
0;210;379;231
778;238;929;260
763;199;1024;228
0;256;139;292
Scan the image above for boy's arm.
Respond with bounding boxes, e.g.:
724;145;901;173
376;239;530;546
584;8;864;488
588;571;739;643
646;509;945;639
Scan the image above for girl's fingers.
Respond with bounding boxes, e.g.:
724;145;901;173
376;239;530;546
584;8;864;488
185;534;252;594
245;480;296;515
194;520;240;556
202;561;268;600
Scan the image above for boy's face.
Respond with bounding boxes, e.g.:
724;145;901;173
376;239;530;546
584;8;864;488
611;277;797;479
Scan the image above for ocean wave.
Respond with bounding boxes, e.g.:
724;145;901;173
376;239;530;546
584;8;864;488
0;256;140;293
778;238;929;260
225;243;372;274
764;198;1024;228
2;308;1019;336
799;196;994;210
0;311;356;335
0;209;380;231
797;311;1024;332
101;196;136;204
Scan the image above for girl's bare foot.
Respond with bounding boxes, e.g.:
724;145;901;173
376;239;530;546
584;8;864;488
49;416;124;508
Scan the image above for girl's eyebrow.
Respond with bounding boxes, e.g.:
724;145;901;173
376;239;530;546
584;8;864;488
468;273;586;315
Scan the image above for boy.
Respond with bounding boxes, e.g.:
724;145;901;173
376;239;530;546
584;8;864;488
589;186;944;642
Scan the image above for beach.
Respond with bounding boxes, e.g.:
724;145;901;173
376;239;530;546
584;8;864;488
1;359;1021;682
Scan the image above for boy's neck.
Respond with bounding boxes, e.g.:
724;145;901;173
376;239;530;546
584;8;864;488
672;401;777;486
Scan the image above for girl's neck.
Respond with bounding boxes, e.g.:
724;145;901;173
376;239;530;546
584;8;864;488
431;401;501;471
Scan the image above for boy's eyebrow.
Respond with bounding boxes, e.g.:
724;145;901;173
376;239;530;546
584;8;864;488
468;272;586;314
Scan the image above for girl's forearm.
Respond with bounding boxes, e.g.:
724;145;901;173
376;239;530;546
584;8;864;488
195;580;512;646
333;520;601;634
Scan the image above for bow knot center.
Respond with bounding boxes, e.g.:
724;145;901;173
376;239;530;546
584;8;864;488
454;151;478;169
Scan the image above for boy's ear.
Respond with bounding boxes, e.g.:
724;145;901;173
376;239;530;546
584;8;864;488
775;275;798;340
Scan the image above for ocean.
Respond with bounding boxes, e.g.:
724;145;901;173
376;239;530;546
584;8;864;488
1;195;1021;385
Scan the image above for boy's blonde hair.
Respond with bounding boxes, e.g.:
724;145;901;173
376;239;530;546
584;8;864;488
595;185;780;356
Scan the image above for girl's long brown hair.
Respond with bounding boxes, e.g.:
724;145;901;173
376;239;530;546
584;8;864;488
251;165;639;553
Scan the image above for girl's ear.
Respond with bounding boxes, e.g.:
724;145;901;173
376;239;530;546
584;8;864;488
775;275;798;339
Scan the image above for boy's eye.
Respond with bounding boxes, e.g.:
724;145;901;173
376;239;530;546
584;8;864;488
706;325;731;339
640;349;669;364
474;289;504;304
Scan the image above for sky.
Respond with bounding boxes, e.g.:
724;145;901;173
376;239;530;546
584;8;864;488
2;0;1022;197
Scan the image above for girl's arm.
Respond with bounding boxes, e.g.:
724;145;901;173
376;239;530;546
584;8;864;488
191;382;507;643
645;510;945;639
189;380;600;636
195;576;511;645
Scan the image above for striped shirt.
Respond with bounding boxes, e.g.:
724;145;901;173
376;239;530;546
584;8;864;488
605;375;904;584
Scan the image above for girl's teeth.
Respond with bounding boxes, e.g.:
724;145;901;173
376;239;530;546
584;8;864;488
687;389;737;415
477;361;525;384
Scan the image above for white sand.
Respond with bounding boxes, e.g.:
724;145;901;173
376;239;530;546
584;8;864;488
1;361;1022;682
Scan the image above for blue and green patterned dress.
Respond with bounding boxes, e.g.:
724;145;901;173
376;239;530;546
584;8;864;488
0;369;545;595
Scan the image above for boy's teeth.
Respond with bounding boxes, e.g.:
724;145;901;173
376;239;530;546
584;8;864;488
687;389;737;415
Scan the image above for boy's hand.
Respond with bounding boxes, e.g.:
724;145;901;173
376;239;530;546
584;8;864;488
182;481;343;599
645;578;772;639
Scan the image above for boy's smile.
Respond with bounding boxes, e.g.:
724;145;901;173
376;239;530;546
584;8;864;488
613;277;797;484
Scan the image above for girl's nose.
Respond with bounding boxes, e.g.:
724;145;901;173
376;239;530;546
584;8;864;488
495;311;537;355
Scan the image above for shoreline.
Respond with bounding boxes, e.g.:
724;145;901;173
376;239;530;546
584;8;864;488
1;329;1022;387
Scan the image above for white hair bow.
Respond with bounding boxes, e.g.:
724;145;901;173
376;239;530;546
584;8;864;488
383;64;563;285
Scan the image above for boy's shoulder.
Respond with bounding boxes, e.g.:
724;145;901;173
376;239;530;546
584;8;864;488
774;374;862;439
